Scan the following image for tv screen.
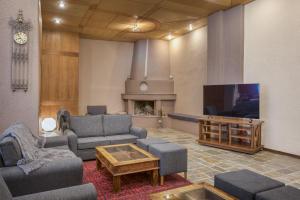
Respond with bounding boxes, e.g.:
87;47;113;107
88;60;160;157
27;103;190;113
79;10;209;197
203;84;260;119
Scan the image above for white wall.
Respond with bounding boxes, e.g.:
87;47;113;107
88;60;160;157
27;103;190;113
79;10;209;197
170;27;207;116
207;5;244;85
0;0;40;133
79;39;133;114
244;0;300;155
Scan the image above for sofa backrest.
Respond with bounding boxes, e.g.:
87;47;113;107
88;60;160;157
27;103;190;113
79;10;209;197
87;106;107;115
70;115;104;138
0;173;12;200
103;115;132;136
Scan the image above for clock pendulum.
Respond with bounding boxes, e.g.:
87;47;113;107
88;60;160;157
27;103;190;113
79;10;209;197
9;10;32;92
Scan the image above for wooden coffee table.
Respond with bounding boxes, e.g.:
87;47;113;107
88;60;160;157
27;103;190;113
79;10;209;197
150;182;237;200
96;143;159;192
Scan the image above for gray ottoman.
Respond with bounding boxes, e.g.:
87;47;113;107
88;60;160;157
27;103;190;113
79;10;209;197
214;169;285;200
136;138;169;151
149;143;187;185
256;186;300;200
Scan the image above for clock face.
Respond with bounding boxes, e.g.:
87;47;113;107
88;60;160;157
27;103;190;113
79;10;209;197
14;32;28;45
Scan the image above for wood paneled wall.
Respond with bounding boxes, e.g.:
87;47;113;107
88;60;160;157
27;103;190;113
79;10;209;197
40;30;79;117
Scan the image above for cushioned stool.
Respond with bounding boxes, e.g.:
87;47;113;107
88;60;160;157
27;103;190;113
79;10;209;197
214;169;285;200
149;143;187;185
256;186;300;200
136;138;169;151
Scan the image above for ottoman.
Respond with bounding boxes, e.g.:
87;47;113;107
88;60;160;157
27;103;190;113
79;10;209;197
256;186;300;200
136;138;169;151
149;143;187;185
214;169;285;200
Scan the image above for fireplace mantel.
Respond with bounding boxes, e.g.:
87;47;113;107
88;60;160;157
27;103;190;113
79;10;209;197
122;94;176;101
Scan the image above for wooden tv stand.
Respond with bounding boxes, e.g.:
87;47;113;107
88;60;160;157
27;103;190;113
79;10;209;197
198;116;263;154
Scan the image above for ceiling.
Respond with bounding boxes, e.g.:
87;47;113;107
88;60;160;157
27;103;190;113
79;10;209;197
41;0;251;42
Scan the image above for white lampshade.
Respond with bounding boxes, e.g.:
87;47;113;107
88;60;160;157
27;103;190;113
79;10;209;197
41;117;57;132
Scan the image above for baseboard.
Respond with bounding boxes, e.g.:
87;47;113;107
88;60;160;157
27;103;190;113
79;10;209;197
263;148;300;159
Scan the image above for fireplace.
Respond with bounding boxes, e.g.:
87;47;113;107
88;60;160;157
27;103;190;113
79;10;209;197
122;40;176;127
134;101;154;116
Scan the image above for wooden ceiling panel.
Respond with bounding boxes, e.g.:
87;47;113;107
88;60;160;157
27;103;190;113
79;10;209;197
42;0;89;18
159;1;210;17
85;11;116;29
129;0;163;5
42;0;252;42
43;12;82;27
150;8;197;23
98;0;153;16
167;0;228;13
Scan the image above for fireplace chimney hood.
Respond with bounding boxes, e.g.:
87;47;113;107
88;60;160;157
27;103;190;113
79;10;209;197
123;39;175;95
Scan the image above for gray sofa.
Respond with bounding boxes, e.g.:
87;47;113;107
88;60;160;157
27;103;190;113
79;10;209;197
66;114;147;160
0;134;84;197
0;173;97;200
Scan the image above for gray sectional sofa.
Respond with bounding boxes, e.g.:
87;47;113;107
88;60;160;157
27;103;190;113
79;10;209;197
0;128;96;199
66;114;147;160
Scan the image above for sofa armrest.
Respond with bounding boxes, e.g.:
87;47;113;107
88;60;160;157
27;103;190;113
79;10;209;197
65;129;78;155
130;127;147;139
13;183;97;200
1;158;83;197
41;136;68;148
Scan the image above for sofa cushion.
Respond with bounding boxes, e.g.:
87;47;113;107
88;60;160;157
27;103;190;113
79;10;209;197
77;137;110;150
106;134;138;145
256;186;300;200
0;137;22;167
70;115;104;138
103;115;132;136
214;169;285;200
137;138;169;151
0;173;12;200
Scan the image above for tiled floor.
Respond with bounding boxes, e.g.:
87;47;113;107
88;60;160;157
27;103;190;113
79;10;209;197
148;128;300;189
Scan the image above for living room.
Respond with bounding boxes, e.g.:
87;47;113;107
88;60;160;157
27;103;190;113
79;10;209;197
0;0;300;199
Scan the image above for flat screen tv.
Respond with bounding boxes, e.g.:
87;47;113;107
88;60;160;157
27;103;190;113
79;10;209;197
203;83;260;119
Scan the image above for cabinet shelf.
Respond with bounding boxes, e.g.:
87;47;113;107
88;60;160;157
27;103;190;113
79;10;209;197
199;117;263;154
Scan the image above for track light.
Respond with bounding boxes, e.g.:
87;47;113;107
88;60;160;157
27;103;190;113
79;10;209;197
188;24;193;31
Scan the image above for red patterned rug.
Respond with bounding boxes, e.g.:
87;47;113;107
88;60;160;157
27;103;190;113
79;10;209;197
83;161;191;200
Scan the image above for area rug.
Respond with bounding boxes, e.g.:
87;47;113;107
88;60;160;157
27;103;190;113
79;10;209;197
83;161;191;200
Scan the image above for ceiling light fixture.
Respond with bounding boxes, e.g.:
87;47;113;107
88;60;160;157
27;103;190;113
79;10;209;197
132;23;140;32
53;18;62;24
167;33;174;40
58;0;65;9
132;15;140;32
188;24;193;31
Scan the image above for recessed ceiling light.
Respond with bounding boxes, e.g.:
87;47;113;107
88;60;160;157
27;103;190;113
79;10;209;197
188;24;193;31
53;18;62;24
58;0;65;9
167;33;174;40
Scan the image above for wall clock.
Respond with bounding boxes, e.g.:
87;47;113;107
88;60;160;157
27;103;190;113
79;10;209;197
9;10;32;92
